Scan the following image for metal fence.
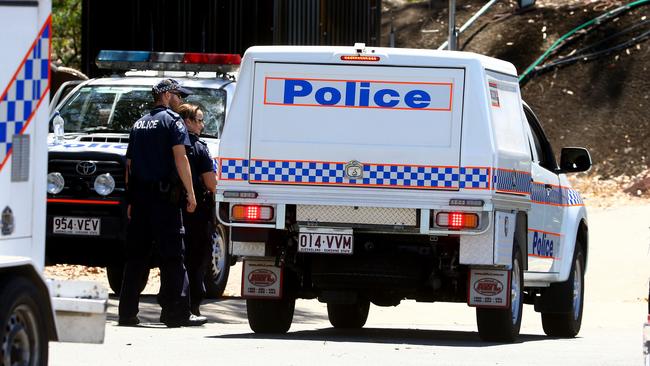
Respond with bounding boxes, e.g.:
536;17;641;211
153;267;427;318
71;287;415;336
81;0;381;77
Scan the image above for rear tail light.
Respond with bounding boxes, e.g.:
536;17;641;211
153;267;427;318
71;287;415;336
436;212;479;230
231;205;274;222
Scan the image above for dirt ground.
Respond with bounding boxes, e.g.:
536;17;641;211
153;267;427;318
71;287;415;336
383;0;650;192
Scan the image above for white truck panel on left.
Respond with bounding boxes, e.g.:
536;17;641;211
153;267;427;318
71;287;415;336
0;3;107;363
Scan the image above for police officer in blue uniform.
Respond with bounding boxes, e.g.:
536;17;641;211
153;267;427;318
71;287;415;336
176;103;217;316
118;79;207;327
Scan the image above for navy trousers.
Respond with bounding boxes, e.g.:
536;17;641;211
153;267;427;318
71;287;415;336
118;191;190;322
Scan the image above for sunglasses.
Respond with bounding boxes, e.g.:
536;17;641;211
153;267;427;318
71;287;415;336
169;91;183;98
194;118;204;123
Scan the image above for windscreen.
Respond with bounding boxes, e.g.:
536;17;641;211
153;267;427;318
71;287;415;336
56;85;227;137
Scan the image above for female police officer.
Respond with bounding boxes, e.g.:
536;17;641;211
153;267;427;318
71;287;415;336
176;103;217;317
118;79;206;327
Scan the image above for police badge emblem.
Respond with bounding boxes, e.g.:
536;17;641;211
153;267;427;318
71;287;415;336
344;160;364;179
176;120;185;131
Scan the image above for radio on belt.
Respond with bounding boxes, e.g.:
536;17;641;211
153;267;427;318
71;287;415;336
217;43;592;342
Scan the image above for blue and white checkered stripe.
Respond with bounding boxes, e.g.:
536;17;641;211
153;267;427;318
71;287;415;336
220;158;493;189
220;158;248;180
0;20;50;168
362;165;459;188
494;169;531;195
250;160;345;183
530;182;546;202
460;167;490;189
563;187;583;206
531;182;563;205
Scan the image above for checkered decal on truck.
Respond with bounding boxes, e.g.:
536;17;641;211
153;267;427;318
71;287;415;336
460;167;490;189
493;169;531;195
219;158;249;180
250;160;345;184
0;18;51;171
562;187;584;206
220;158;492;190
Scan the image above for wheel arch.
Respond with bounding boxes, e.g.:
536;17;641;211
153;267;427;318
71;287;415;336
557;205;588;282
0;265;58;341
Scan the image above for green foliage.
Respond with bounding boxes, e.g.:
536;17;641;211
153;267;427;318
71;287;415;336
52;0;82;69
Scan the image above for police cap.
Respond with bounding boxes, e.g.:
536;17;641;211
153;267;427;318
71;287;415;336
152;78;193;98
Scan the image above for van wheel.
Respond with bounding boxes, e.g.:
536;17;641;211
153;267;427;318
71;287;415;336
106;265;149;296
246;297;295;333
541;244;584;337
0;277;49;366
327;300;370;329
476;246;524;342
204;225;230;299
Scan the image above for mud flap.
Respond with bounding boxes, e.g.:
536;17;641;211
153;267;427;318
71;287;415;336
241;259;283;299
468;268;510;309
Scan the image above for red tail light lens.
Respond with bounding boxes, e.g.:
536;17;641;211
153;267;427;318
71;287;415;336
340;55;380;62
436;212;479;229
231;205;274;221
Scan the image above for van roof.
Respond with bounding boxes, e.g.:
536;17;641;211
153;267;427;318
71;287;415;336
243;45;518;77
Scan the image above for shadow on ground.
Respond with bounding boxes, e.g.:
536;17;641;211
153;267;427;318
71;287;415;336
211;327;549;347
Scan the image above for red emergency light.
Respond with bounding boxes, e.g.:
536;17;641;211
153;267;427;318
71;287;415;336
96;50;241;73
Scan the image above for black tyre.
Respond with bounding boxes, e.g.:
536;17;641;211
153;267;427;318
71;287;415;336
541;244;584;337
204;224;230;299
327;300;370;329
0;277;49;366
247;297;295;333
476;246;524;342
106;265;149;296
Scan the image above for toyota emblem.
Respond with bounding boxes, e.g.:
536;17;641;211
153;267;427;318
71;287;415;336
76;161;97;176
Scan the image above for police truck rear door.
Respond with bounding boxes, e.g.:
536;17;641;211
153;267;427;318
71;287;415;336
249;62;465;191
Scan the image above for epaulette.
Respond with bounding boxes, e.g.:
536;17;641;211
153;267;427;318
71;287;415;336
165;109;181;119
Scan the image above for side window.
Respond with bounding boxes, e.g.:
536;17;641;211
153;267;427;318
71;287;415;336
524;106;557;172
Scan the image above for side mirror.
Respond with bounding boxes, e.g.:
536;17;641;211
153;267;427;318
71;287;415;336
559;147;592;173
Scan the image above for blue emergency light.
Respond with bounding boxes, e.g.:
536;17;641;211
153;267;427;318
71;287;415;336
96;50;241;73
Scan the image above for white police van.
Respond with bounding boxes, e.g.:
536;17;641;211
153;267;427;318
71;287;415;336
217;44;592;342
47;51;239;296
1;1;106;363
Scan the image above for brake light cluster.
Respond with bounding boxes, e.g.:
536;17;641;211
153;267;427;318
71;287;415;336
96;50;241;72
436;212;479;230
231;205;274;222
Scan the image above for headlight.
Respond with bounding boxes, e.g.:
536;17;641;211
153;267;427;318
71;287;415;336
94;173;115;196
47;172;65;194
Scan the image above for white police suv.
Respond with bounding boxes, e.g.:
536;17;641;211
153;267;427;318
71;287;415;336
46;50;239;296
218;44;592;342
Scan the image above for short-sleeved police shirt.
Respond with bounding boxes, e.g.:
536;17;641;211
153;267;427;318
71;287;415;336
126;106;191;183
187;133;215;193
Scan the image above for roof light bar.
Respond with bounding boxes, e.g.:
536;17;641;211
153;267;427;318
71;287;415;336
96;50;241;73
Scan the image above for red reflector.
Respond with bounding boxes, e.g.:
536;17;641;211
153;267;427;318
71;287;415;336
183;53;242;65
340;55;380;62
